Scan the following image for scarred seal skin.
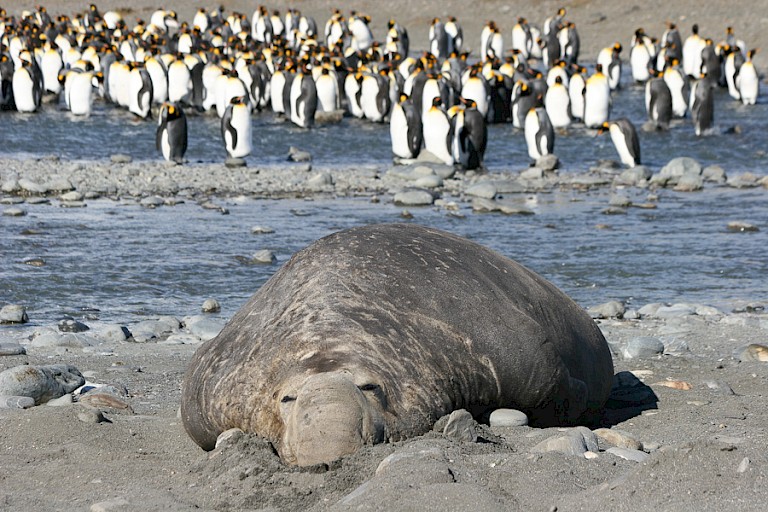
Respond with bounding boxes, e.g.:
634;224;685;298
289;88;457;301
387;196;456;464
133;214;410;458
181;223;614;466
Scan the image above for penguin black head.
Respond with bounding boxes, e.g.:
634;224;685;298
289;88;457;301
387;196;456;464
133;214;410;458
613;43;622;53
692;24;699;35
554;76;563;85
431;96;442;108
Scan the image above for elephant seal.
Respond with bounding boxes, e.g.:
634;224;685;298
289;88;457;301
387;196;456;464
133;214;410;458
181;224;614;466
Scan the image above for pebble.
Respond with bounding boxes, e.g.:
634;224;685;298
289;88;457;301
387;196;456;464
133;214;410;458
393;189;435;206
0;343;25;356
201;298;221;313
251;225;275;234
737;457;750;473
183;315;225;341
606;447;649;462
733;344;768;362
623;336;665;359
489;408;528;427
0;395;36;409
2;206;26;216
0;364;85;404
46;394;74;406
89;497;131;512
654;380;692;390
442;409;478;442
78;409;108;423
288;146;312;162
0;304;29;324
593;428;643;450
588;301;625;319
251;249;277;264
110;154;132;164
465;182;497;199
726;221;759;232
224;157;247;168
58;319;90;333
531;427;598;456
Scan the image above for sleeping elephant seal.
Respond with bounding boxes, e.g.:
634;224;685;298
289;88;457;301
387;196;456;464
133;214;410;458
181;223;614;466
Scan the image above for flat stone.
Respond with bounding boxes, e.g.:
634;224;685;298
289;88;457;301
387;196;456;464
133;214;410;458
0;364;85;404
727;221;759;232
0;343;26;356
588;301;625;319
140;196;165;208
110;154;133;164
18;178;47;194
654;304;696;318
413;175;443;188
593;428;643;450
89;497;131;512
58;319;90;333
60;191;84;202
702;165;727;183
442;409;478;442
0;395;36;409
2;207;26;217
183;315;225;341
673;174;704;192
92;325;131;343
250;249;277;264
733;344;768;362
623;337;665;359
489;408;528;427
393;189;435;206
251;225;275;234
0;304;29;324
606;447;649;462
31;331;99;348
465;182;497;199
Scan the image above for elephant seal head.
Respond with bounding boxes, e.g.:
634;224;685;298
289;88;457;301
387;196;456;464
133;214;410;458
276;370;387;466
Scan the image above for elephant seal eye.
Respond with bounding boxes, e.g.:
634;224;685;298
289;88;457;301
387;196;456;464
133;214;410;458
358;384;380;392
281;395;296;403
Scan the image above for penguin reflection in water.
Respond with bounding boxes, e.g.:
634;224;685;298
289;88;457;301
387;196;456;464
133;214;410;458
156;103;187;163
221;96;252;158
599;119;641;168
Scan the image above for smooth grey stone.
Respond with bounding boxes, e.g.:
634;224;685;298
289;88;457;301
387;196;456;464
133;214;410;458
465;182;497;199
609;193;632;207
655;304;696;318
702;165;727;183
26;197;50;205
519;167;544;180
92;325;131;343
140;196;165;208
442;409;478;442
737;457;750;474
0;304;29;324
18;178;47;194
727;172;760;189
2;207;26;217
535;154;559;171
471;198;534;215
413;175;443;188
616;166;652;185
0;196;24;204
623;336;665;359
251;225;275;234
60;200;86;208
46;394;74;406
489;408;528;427
60;191;84;202
224;157;247;168
673;174;704;192
374;445;446;477
532;431;589;456
638;303;663;317
306;172;334;190
415;149;447;164
288;146;312;162
606;447;649;462
0;364;84;404
659;156;702;181
588;301;625;319
30;332;98;348
0;343;26;356
0;395;35;409
58;319;90;333
183;315;225;342
732;344;768;363
201;298;221;313
43;177;74;191
110;154;132;164
703;380;735;395
393;189;435;206
694;304;722;316
664;338;690;354
251;249;277;264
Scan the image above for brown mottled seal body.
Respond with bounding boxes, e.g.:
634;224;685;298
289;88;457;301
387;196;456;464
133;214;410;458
181;224;614;466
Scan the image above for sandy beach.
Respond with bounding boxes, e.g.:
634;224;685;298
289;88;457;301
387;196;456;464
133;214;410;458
2;1;768;511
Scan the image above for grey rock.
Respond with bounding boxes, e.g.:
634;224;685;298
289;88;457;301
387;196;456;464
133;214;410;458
737;457;750;474
727;172;760;189
0;304;29;324
393;189;435;206
129;316;180;342
413;174;443;188
140;196;165;208
732;344;768;363
314;110;344;124
489;408;528;427
703;380;735;395
532;427;597;456
465;182;497;199
183;315;225;341
202;298;221;313
623;337;665;359
31;331;99;348
110;154;133;164
251;225;275;234
18;178;47;194
251;249;277;264
1;179;20;193
0;395;35;409
0;343;26;356
0;196;24;204
92;325;131;343
374;445;446;478
60;190;84;202
638;303;663;317
288;146;312;162
0;364;85;404
442;409;478;442
609;193;632;207
60;200;87;208
673;174;704;192
593;428;643;450
616;165;652;186
702;165;727;183
655;304;696;318
727;221;759;232
658;157;702;185
78;409;108;423
89;498;132;512
58;319;90;333
606;447;649;462
471;198;534;215
2;207;26;217
535;154;559;171
415;149;447;164
224;157;247;168
43;176;74;192
519;167;544;180
46;394;74;406
306;171;334;190
588;301;625;319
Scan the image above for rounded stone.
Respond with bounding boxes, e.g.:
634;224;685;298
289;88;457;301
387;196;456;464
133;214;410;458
489;408;528;427
393;189;435;206
0;304;29;324
623;337;665;359
251;249;277;264
202;299;221;313
2;207;26;217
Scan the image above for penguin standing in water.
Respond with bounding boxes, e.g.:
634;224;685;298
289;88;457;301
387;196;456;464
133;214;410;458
221;95;252;158
599;119;641;167
423;97;453;165
128;63;153;119
390;93;422;159
736;49;759;105
12;58;42;113
663;60;688;118
630;29;655;83
290;65;318;129
690;75;715;136
525;107;555;161
65;68;102;116
646;70;673;130
156;103;187;163
724;46;745;100
583;64;611;128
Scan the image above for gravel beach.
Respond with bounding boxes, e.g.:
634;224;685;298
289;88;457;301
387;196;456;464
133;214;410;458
2;1;768;511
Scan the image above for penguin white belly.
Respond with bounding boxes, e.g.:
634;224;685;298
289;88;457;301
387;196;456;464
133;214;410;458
737;63;758;105
161;129;171;161
361;76;382;121
583;83;610;128
609;125;635;167
524;110;543;160
569;78;585;120
214;75;231;117
270;72;286;113
290;75;308;127
68;73;93;116
630;45;651;82
724;57;740;100
147;62;168;104
344;75;364;118
461;79;489;116
423;109;453;165
41;52;63;93
168;64;191;103
128;71;151;118
315;75;337;112
12;68;37;113
389;104;413;159
227;106;252;158
664;72;687;117
545;86;571;128
546;67;569;88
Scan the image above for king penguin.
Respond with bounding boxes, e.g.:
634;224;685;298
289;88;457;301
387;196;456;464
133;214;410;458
736;49;759;105
663;60;688;118
12;59;42;113
630;29;654;83
156;103;187;163
221;95;252;158
290;64;318;129
645;70;673;130
600;118;641;167
545;75;571;128
423;97;453;165
568;66;587;121
583;64;611;128
390;93;423;160
315;67;339;112
128;63;153;119
525;106;555;161
66;68;101;116
690;74;715;136
597;43;622;90
361;69;391;123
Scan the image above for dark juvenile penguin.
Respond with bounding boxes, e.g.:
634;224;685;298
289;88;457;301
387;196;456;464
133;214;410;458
156;103;188;163
600;119;641;167
690;75;715;136
389;93;423;159
181;223;614;466
645;70;673;129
